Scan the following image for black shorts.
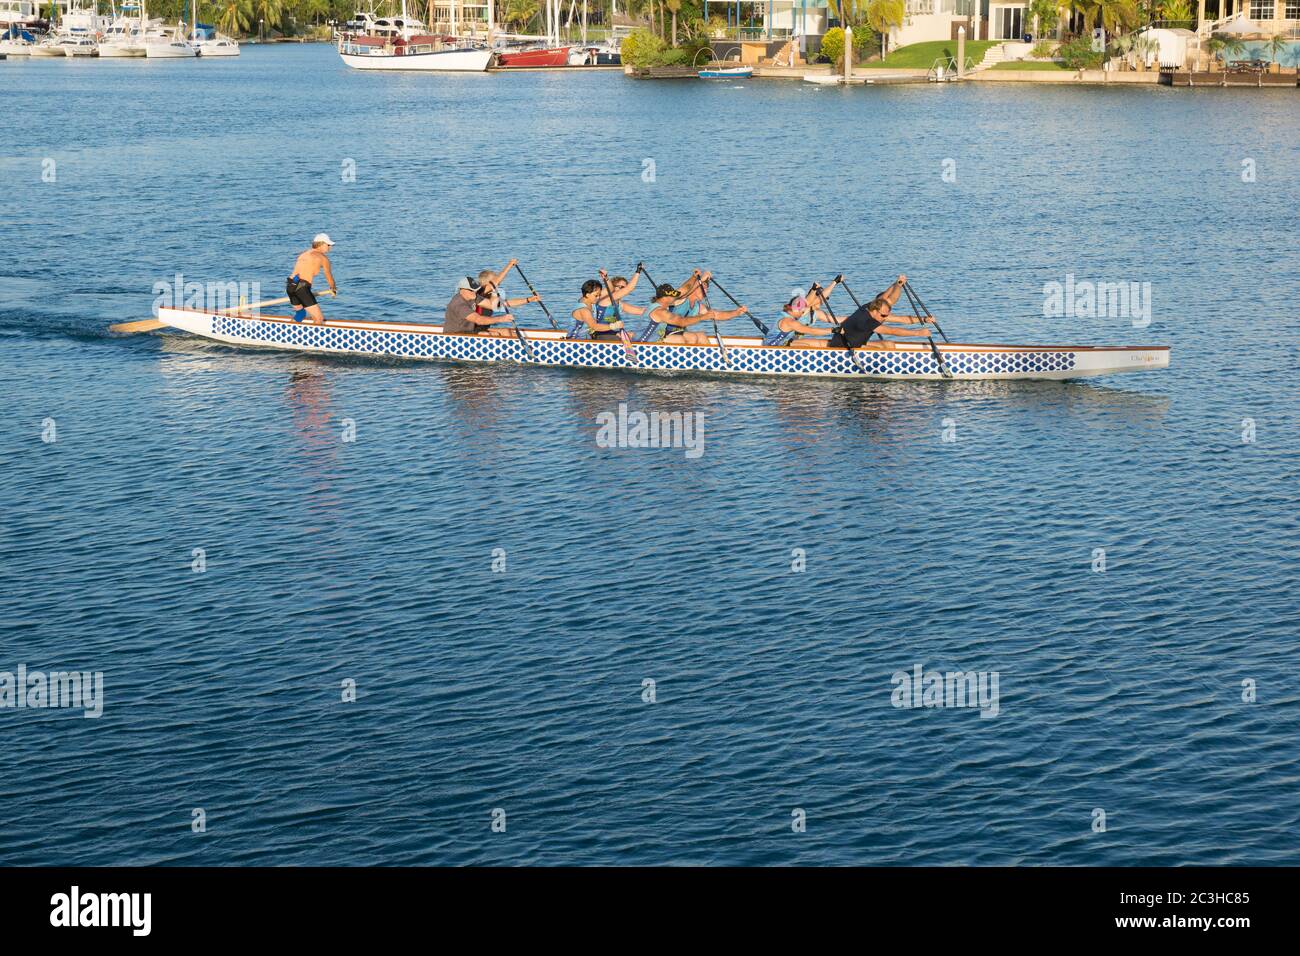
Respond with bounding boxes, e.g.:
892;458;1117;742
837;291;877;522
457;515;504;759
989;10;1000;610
831;326;880;350
590;331;622;341
286;278;317;309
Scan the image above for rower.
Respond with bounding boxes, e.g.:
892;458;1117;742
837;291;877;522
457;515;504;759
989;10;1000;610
644;282;748;345
596;265;645;321
804;274;843;316
570;267;646;339
287;233;337;325
829;274;934;349
442;258;537;337
765;275;844;346
634;269;702;341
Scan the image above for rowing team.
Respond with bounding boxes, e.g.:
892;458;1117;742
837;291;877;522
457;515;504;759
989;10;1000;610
444;260;938;349
285;237;937;349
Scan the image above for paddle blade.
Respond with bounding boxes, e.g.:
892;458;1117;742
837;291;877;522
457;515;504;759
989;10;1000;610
108;318;165;334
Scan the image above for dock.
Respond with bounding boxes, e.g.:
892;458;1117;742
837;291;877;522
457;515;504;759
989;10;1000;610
1161;69;1298;88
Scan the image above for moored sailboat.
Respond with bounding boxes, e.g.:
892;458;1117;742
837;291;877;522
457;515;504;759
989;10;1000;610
337;0;490;72
495;43;571;67
98;2;148;56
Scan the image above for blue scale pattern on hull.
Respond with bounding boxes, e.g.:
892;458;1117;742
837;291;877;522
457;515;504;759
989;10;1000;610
211;316;1077;379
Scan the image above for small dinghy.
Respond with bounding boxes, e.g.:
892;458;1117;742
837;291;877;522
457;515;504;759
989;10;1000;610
698;65;752;79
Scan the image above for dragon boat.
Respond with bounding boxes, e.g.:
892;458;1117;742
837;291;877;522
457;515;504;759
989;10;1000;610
150;306;1170;382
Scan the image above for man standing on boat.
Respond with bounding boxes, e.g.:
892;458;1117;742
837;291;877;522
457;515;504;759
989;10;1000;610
443;258;538;337
829;275;934;348
288;234;337;325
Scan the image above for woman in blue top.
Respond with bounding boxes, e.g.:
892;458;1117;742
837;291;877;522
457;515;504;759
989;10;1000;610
595;266;647;329
767;275;844;345
645;282;749;345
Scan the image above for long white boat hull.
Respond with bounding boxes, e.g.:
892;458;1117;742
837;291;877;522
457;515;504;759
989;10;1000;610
0;40;32;55
146;40;196;58
29;43;65;56
338;46;491;72
154;307;1170;382
196;39;239;56
98;42;146;57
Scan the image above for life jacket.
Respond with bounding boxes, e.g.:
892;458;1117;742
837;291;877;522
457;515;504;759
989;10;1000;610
568;300;592;339
570;297;621;339
636;302;671;342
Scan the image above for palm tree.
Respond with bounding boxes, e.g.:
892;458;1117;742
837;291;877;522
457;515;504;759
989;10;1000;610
825;0;863;25
253;0;282;34
1027;0;1061;38
1068;0;1137;45
1205;32;1244;69
503;0;540;31
1158;0;1191;22
1266;33;1289;71
865;0;903;57
666;0;679;45
216;0;252;34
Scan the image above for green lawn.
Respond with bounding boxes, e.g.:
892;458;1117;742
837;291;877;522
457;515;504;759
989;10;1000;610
990;60;1071;71
858;39;999;69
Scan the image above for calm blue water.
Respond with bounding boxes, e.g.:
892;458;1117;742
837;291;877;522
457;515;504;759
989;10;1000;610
1;45;1298;865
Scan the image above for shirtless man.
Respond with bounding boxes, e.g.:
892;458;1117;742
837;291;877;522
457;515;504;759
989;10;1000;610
287;234;337;325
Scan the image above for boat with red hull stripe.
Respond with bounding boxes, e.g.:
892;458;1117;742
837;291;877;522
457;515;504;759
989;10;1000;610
494;45;571;68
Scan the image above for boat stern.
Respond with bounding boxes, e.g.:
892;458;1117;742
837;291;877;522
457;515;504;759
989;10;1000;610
156;307;220;337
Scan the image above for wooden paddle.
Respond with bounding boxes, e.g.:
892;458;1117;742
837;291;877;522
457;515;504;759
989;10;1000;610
492;280;538;363
706;276;769;336
512;263;559;330
108;289;337;334
598;269;637;364
697;280;731;368
903;280;948;342
900;281;952;379
818;287;869;374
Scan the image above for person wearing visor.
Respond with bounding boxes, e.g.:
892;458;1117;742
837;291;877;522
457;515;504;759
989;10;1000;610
645;282;748;345
769;293;837;346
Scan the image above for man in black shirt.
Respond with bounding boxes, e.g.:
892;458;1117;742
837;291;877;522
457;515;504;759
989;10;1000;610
829;274;935;349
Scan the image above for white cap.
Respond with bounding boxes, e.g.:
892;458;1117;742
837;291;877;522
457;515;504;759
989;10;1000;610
313;233;334;247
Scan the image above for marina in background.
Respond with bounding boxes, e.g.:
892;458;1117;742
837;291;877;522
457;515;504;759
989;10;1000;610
1;0;239;57
5;1;1297;84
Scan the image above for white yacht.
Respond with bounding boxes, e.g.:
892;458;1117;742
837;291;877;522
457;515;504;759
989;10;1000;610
99;5;149;57
191;24;238;57
145;34;196;57
0;28;35;55
59;31;98;55
29;34;66;55
0;0;43;32
196;35;239;56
